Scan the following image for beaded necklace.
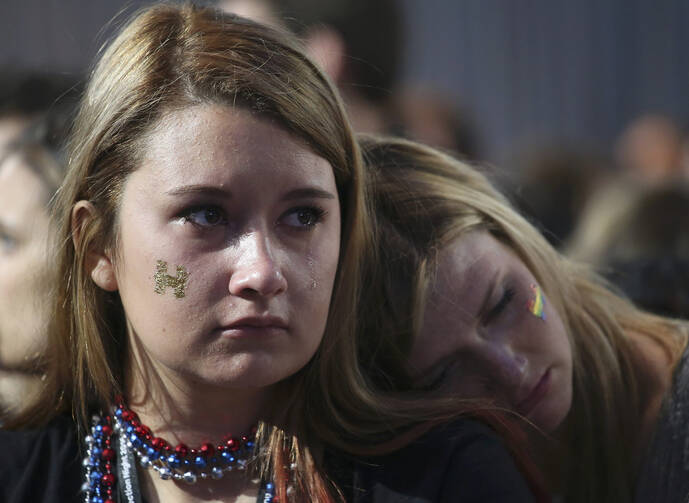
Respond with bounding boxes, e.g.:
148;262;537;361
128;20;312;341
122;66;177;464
82;399;276;503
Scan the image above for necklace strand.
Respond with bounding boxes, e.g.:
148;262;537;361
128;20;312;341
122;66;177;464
82;403;275;503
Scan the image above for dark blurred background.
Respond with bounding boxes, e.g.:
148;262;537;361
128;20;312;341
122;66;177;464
2;0;689;318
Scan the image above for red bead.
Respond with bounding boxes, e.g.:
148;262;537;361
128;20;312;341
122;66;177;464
102;448;115;461
241;435;249;443
121;410;134;422
216;445;225;453
226;437;239;451
175;443;189;457
105;463;112;472
145;434;152;441
105;439;111;446
141;425;152;436
101;425;113;436
106;488;113;496
104;500;115;503
102;473;116;486
135;426;144;436
151;437;169;451
200;443;214;457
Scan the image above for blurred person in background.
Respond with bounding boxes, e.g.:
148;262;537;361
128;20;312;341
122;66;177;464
385;86;482;161
0;68;79;152
0;102;75;418
218;0;402;134
506;145;608;249
568;181;689;319
615;114;685;183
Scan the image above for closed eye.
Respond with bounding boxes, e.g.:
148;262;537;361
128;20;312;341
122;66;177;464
482;287;515;325
281;206;326;230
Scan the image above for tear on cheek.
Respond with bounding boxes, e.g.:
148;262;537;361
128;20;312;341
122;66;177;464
153;259;189;299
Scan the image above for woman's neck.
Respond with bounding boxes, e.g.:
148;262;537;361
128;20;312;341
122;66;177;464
123;358;275;502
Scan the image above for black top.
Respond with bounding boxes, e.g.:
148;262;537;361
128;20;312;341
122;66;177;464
0;416;535;502
332;420;536;503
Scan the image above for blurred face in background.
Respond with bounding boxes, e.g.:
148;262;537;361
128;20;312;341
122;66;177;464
0;152;51;372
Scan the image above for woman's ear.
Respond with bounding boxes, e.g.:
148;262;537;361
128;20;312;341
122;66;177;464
71;200;118;292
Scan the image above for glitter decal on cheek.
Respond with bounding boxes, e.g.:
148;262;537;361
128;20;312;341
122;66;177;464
154;260;189;299
527;283;546;321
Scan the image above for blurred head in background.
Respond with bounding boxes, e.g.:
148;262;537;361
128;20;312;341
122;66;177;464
0;98;76;416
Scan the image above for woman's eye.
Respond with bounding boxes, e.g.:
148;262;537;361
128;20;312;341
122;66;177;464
482;287;516;325
0;229;18;254
282;206;325;229
181;205;227;227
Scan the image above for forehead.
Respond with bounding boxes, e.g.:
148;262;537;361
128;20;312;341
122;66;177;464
430;232;512;306
138;104;334;189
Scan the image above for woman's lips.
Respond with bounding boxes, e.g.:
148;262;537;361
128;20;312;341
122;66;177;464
516;367;551;417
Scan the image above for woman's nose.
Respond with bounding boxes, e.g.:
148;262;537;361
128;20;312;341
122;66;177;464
228;232;287;298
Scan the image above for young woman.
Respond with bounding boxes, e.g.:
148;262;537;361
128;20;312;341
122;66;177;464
359;135;689;502
0;4;538;503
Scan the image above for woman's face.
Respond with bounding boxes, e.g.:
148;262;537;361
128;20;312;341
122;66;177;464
0;154;51;370
410;231;573;432
102;104;341;391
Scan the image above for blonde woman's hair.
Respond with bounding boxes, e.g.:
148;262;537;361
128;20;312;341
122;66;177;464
359;135;688;502
11;4;369;501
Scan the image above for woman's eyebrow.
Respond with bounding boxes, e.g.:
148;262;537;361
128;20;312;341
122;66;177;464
282;187;337;201
165;185;232;198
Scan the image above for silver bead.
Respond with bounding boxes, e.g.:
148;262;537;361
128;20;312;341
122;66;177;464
183;471;197;484
159;467;172;480
84;435;94;444
236;459;247;470
140;456;151;467
200;472;208;479
82;457;91;467
81;482;90;492
211;467;224;479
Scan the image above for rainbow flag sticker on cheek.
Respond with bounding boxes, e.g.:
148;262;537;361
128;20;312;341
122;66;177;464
527;283;546;321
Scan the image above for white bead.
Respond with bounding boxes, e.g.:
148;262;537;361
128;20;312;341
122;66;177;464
183;471;197;484
159;467;172;480
211;467;224;479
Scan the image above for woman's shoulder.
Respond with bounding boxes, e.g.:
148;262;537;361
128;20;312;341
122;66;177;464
0;414;83;502
335;419;536;503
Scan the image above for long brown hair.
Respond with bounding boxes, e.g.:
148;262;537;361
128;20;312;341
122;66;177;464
358;135;688;502
11;4;367;501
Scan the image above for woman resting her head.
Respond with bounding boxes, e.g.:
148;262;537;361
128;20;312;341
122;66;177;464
359;135;689;502
0;4;539;503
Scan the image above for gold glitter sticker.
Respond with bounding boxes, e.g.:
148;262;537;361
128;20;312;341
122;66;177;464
153;260;189;299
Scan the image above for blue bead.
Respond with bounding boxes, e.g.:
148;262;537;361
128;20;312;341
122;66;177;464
95;424;103;433
194;456;207;468
115;408;122;418
221;451;234;464
90;471;102;482
266;482;274;490
91;447;102;458
182;459;191;469
147;446;156;457
245;441;255;449
210;457;218;465
126;425;134;435
167;454;181;468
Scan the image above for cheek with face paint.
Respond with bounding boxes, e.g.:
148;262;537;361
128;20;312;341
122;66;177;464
153;260;189;299
527;283;546;321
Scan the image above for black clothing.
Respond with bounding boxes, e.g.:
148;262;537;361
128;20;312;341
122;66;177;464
332;420;536;503
0;415;82;503
0;416;535;502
